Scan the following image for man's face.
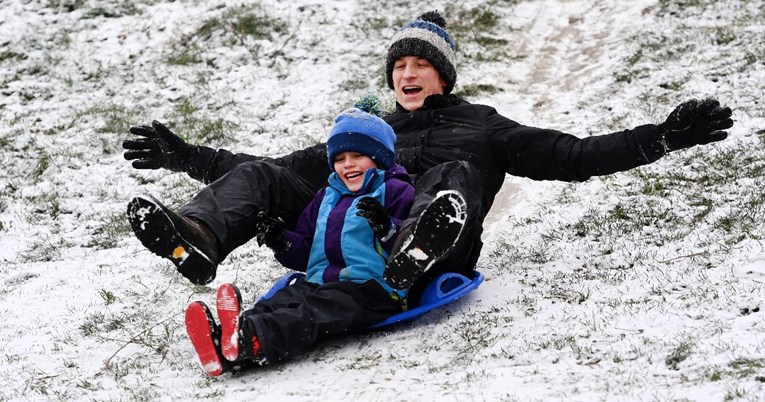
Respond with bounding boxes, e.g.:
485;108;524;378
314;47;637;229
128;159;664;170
392;56;446;111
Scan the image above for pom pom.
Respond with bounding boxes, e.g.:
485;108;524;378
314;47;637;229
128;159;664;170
353;95;386;117
418;10;446;28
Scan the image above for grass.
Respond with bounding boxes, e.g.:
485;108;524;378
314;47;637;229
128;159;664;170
168;3;290;66
444;3;521;64
88;210;132;250
82;4;140;19
455;83;503;98
665;339;694;370
77;96;239;147
89;103;144;136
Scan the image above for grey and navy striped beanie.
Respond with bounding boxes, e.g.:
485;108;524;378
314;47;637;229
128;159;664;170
386;11;457;94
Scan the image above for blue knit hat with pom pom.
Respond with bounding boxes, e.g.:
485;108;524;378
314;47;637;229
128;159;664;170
386;10;457;94
327;97;396;171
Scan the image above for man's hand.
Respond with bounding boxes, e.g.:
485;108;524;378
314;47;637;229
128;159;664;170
658;98;733;151
356;197;393;240
123;120;192;171
255;211;291;253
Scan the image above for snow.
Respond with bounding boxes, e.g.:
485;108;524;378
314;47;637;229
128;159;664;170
1;0;764;401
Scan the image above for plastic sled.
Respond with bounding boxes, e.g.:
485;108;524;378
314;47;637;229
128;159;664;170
257;271;484;329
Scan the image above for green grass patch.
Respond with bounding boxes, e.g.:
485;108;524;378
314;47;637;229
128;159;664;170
665;339;694;370
456;83;502;98
88;210;132;250
168;3;290;65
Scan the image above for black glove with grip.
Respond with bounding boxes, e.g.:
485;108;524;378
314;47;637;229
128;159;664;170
658;98;733;152
356;197;392;239
123;120;193;171
255;211;291;253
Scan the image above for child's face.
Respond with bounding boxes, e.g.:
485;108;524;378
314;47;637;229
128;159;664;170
333;151;378;192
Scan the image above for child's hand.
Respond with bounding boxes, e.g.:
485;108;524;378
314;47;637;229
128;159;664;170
255;211;291;252
356;198;393;240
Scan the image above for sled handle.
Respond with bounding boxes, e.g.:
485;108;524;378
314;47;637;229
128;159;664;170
420;272;479;305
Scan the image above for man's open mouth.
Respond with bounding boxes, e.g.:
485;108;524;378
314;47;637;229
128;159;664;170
403;86;422;95
345;172;363;180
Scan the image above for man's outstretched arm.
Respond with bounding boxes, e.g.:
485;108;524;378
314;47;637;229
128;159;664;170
122;121;330;185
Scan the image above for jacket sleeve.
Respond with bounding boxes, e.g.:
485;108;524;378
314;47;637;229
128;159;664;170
485;108;667;182
273;188;325;271
188;143;331;186
185;146;265;184
380;179;416;253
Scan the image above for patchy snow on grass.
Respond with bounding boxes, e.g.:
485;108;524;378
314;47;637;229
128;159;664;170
1;0;764;400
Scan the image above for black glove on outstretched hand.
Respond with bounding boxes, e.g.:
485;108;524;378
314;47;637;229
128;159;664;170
255;211;291;253
123;120;193;171
658;98;734;152
356;197;393;240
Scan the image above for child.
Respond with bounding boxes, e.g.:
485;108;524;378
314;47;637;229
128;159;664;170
184;107;416;376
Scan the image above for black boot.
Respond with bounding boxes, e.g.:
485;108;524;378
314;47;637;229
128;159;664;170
384;190;467;289
127;194;219;285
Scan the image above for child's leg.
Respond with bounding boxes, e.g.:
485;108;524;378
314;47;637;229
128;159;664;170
238;280;402;363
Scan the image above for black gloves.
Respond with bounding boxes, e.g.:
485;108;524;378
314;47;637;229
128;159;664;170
255;211;291;253
658;98;733;152
356;197;393;240
123;120;193;172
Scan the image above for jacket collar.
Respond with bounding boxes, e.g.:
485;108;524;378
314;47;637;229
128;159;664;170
394;94;465;113
327;168;383;195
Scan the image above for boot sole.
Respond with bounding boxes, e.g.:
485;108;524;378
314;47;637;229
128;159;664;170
385;190;467;289
127;195;217;285
185;301;225;376
217;283;243;361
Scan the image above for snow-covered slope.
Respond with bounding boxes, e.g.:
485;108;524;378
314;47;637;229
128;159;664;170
1;0;763;400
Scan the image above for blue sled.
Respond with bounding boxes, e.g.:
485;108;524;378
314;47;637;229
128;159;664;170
258;271;484;329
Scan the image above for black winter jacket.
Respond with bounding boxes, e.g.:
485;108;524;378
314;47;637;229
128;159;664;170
183;95;668;215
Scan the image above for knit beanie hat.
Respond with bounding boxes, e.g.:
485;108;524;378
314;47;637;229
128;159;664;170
386;10;457;94
327;108;396;171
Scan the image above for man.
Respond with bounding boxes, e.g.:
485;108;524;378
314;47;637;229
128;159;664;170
124;11;733;299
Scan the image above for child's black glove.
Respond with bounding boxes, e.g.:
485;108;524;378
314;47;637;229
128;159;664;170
356;197;393;240
255;211;291;253
658;98;733;151
123;120;193;171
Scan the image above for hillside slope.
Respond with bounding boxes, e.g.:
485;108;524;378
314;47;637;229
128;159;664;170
1;0;764;400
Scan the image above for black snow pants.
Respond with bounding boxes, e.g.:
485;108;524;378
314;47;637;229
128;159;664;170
178;159;486;298
178;160;321;260
402;160;485;302
241;279;402;363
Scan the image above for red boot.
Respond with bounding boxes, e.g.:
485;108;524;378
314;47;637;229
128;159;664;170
216;283;267;364
184;301;229;376
217;283;243;361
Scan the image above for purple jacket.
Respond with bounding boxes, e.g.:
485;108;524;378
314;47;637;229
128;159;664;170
274;164;414;295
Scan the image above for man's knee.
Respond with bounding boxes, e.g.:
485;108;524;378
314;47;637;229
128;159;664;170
228;160;281;181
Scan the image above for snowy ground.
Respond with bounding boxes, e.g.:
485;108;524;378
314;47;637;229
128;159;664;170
1;0;764;400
